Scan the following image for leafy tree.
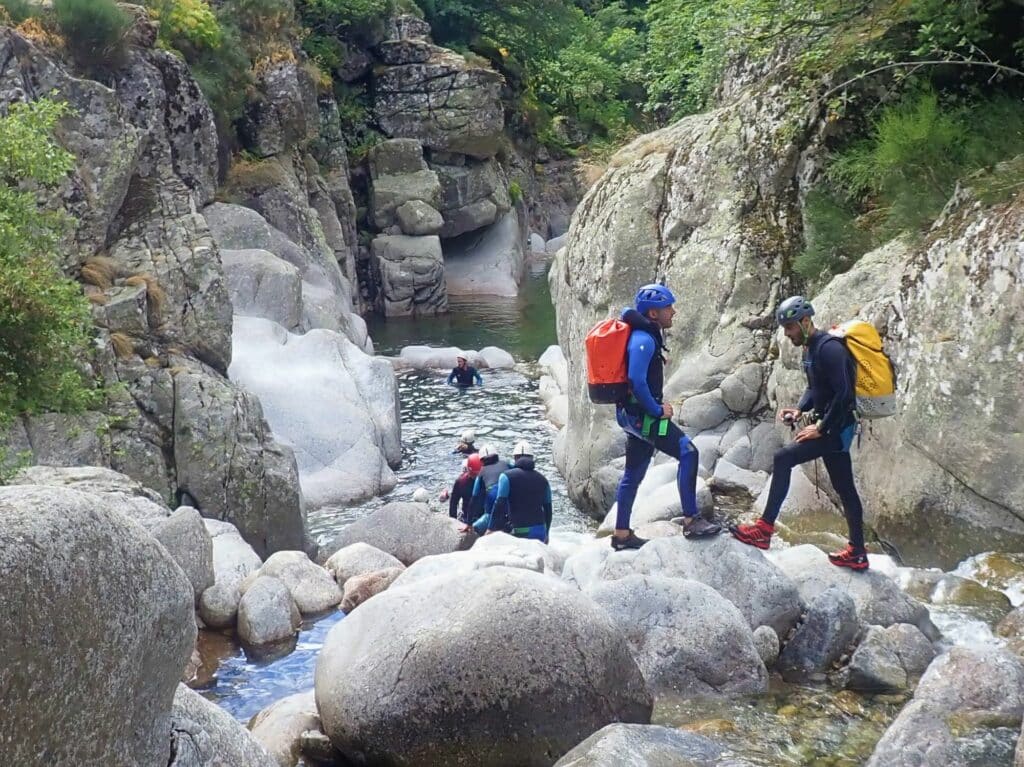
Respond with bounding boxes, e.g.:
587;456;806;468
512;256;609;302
0;99;99;425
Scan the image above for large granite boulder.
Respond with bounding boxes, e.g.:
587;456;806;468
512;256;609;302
169;684;277;767
199;519;264;629
237;576;302;650
846;623;936;692
550;66;812;516
589;574;768;697
221;248;303;330
596;535;804;637
257;551;342;615
770;545;939;639
776;587;860;683
340;566;404;612
771;194;1024;565
324;542;405;587
371;169;442;229
370;234;448;316
7;465;169;524
229;316;401;507
443;210;527;297
204;201;357;338
867;646;1024;767
368;138;428;178
374;48;505;159
249;691;322;767
433;158;511;238
320;502;473;565
315;567;651;766
0;485;195;766
173;357;306;558
151;506;215;605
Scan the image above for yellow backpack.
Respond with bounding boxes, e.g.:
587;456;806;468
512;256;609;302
828;320;898;418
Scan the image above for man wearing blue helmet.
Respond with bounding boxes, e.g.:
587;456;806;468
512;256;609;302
730;295;868;570
610;283;722;550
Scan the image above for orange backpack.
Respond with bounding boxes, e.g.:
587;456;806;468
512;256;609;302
585;319;632;404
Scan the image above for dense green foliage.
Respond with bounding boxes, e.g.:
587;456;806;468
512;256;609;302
797;91;1024;283
0;0;33;24
0;100;99;425
53;0;131;73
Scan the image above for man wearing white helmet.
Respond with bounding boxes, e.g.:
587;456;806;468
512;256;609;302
453;429;477;455
447;354;483;387
487;441;552;543
465;445;511;534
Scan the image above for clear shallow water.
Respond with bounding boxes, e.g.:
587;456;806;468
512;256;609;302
200;261;1024;763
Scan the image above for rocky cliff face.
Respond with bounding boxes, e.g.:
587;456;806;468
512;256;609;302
553;57;1024;561
772;191;1024;565
551;67;811;514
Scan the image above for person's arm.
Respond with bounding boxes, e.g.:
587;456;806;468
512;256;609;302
447;368;457;385
543;482;552;537
473;368;483;385
449;477;462;519
816;340;854;435
797;387;813;413
626;331;662;417
488;474;511;533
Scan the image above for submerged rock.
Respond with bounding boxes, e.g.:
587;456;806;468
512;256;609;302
555;724;748;766
866;646;1024;767
315;567;651;766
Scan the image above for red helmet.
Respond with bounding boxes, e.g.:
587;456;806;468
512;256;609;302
466;454;483;475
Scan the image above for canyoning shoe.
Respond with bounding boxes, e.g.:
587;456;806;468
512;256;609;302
680;516;721;538
610;531;648;551
828;544;869;571
729;519;774;550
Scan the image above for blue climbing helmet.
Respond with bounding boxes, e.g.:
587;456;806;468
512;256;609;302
776;295;814;326
635;284;676;315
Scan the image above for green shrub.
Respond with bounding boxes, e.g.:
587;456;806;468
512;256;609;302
147;0;223;56
829;91;1024;238
189;15;252;128
0;0;34;23
508;180;523;205
794;189;876;284
0;99;100;425
53;0;131;73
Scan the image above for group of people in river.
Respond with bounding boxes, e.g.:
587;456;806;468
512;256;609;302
439;282;871;571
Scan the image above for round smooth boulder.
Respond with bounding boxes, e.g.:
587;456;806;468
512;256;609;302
589;575;768;697
320;501;473;565
315;567;652;766
340;566;404;612
258;551;342;615
598;535;804;637
0;485;195;766
199;519;263;629
248;690;321;767
324;542;405;587
237;576;301;649
169;684;276;767
152;506;215;605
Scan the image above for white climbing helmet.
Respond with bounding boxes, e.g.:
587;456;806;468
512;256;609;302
479;445;496;459
512;440;532;458
461;429;476;444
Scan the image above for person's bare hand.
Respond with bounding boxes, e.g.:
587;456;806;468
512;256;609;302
661;402;674;419
779;407;801;423
794;424;821;443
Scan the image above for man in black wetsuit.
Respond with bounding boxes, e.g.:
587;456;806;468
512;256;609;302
447;355;483;387
487;441;552;543
466;446;510;533
730;295;869;571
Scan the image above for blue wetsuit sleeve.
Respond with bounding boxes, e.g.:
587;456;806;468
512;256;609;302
818;340;854;435
626;331;662;418
447;369;456;385
543;483;552;531
473;368;483;385
489;474;511;531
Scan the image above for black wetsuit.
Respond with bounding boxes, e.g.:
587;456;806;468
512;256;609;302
489;457;553;542
448;366;483;387
760;330;864;548
448;471;475;520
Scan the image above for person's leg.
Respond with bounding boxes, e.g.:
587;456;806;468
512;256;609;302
615;434;655;532
822;451;866;551
647;421;699;517
732;436;836;549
